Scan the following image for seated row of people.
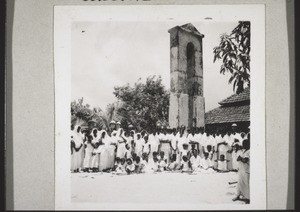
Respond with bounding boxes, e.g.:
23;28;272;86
110;148;236;175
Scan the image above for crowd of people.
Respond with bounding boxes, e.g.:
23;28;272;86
71;121;250;203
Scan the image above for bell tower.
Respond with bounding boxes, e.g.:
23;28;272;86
168;23;205;128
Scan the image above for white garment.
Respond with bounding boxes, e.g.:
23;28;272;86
200;158;213;170
142;142;151;155
217;160;228;171
148;159;159;172
181;161;191;172
83;142;94;168
170;134;178;150
126;163;135;172
232;149;242;170
125;149;132;159
177;135;188;152
134;138;145;157
190;155;201;169
149;134;159;153
116;141;126;158
238;149;250;173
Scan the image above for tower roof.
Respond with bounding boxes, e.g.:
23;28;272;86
168;23;204;38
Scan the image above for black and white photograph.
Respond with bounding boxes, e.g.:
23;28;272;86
54;5;266;210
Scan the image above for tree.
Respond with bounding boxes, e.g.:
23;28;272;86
113;75;170;132
213;21;250;94
71;98;108;131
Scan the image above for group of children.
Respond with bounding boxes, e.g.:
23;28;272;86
71;122;249;175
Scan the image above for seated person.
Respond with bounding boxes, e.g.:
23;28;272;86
181;155;193;173
190;149;201;172
148;151;159;173
158;151;167;171
215;154;230;172
134;156;143;173
180;143;191;162
167;154;180;171
113;157;121;171
115;157;126;174
200;152;215;174
125;158;135;174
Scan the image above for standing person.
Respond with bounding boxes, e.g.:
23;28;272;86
231;143;243;172
149;130;159;160
142;135;151;156
116;128;127;159
177;125;187;153
70;124;76;171
177;128;188;165
233;138;250;204
72;126;85;172
170;128;178;157
98;130;114;172
196;129;204;158
90;128;101;172
187;128;199;153
83;135;94;172
134;133;144;158
108;131;117;169
159;127;172;163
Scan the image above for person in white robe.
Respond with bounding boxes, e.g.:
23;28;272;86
187;129;199;153
83;134;94;172
170;128;179;156
149;131;159;159
214;154;230;172
158;128;172;163
180;155;192;173
134;133;144;158
72;126;85;172
116;129;127;159
142;135;151;156
200;152;215;174
125;158;136;174
233;138;250;204
190;149;201;172
98;130;116;171
231;143;243;171
91;129;103;172
147;152;159;173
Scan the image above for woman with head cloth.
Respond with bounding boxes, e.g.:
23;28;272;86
90;128;101;172
116;128;127;159
72;125;85;172
70;124;76;171
97;130;111;171
83;129;95;172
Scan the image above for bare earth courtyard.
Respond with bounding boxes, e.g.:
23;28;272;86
72;172;245;205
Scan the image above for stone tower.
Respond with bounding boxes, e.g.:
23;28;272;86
168;23;205;129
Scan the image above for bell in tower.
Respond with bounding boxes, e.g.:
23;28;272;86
168;23;205;129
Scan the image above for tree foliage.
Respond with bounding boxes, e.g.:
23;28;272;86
71;97;108;131
113;75;170;132
213;21;250;94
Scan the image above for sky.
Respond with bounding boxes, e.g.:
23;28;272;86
71;21;238;112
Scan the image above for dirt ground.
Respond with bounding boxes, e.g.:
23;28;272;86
71;171;246;206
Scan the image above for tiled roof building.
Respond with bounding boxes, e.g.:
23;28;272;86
205;87;250;133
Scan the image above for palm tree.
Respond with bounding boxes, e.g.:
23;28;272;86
213;21;250;94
